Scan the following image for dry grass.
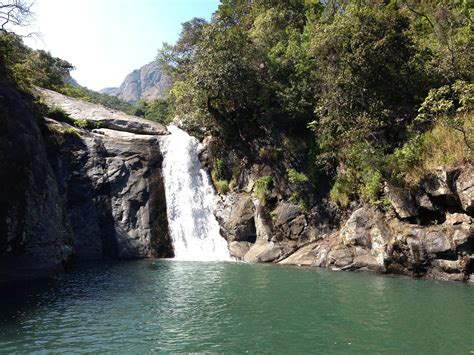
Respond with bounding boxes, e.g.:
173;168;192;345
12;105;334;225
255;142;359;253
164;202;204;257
421;111;473;171
390;111;473;186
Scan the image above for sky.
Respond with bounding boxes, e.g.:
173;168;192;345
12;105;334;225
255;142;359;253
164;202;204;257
23;0;220;90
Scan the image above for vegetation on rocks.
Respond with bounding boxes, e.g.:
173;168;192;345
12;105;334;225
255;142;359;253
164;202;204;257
253;176;273;205
159;0;473;207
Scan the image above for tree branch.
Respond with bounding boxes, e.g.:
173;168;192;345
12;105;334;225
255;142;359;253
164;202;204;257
401;0;435;28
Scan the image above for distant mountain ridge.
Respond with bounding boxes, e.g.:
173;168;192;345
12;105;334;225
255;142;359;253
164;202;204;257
100;61;171;103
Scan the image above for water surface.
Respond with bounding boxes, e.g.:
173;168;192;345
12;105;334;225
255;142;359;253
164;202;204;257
1;260;473;353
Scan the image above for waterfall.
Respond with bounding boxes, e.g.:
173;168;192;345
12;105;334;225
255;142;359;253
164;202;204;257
159;125;230;261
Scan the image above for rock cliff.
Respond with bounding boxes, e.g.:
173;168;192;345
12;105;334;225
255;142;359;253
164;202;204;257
0;86;172;285
210;139;473;283
100;61;171;103
0;86;73;283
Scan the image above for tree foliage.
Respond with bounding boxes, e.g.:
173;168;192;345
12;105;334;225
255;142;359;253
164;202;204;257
160;0;473;205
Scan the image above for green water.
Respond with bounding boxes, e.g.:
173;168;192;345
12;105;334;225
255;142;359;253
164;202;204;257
0;260;473;353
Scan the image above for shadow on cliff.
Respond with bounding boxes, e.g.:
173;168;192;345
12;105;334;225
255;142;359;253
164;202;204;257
45;132;119;260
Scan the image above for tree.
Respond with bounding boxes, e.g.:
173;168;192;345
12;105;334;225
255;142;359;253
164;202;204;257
0;0;33;34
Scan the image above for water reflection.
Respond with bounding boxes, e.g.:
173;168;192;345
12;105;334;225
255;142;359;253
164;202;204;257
0;260;473;353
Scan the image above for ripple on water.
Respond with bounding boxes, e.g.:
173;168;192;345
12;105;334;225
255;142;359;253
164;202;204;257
0;260;473;353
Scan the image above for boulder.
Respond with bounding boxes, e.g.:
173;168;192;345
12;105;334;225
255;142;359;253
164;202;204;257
279;242;319;266
422;169;453;197
254;200;272;241
455;166;474;213
384;183;418;218
244;241;283;263
327;247;354;268
289;215;306;238
273;202;301;225
228;241;252;259
214;193;256;242
415;191;436;211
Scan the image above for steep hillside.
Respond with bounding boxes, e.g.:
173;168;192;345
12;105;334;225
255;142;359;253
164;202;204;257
100;61;171;103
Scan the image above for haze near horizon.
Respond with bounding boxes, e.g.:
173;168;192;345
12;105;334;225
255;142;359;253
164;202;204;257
24;0;219;90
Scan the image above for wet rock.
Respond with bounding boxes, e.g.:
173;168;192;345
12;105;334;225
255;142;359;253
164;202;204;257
229;241;252;259
244;241;283;263
426;268;466;282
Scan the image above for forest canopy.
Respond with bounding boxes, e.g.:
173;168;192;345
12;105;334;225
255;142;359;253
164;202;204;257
159;0;473;205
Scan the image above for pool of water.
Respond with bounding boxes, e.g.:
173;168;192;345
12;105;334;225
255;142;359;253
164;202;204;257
0;260;473;353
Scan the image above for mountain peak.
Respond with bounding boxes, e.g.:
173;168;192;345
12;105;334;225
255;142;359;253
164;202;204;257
100;61;171;103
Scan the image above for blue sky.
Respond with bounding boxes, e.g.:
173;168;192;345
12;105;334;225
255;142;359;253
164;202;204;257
25;0;220;90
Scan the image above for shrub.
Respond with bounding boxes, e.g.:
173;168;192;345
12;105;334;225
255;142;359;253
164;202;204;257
214;180;230;194
360;169;383;204
329;174;352;207
387;112;472;186
287;168;310;205
288;168;309;185
72;118;89;129
62;127;80;139
47;105;72;123
253;175;272;205
258;147;283;161
211;159;227;182
71;118;101;130
229;177;237;190
46;124;65;146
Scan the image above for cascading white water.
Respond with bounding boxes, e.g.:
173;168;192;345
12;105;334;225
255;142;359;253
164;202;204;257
159;125;230;261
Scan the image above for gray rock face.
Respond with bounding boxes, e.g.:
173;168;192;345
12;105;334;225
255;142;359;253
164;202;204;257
42;88;172;260
214;193;256;242
39;88;167;135
384;184;418;219
456;166;474;213
0;85;172;284
48;124;172;260
100;61;171;103
0;86;73;284
214;164;472;282
100;87;119;96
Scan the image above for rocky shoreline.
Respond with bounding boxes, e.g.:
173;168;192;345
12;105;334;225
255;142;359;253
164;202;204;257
213;165;473;283
1;85;472;284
